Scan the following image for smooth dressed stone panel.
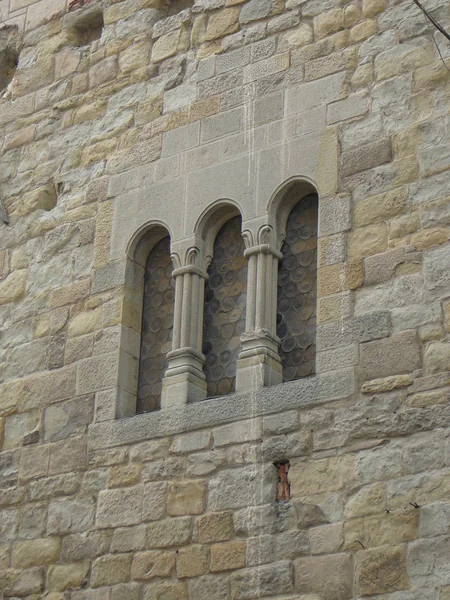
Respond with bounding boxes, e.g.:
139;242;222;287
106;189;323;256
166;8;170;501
137;237;174;413
277;194;318;381
203;216;247;398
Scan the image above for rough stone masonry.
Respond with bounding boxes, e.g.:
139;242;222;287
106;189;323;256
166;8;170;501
1;0;450;598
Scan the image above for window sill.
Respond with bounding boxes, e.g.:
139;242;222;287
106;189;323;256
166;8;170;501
88;369;355;451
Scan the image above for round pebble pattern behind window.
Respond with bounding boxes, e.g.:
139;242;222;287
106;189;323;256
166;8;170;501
203;216;247;398
277;194;318;382
137;236;174;413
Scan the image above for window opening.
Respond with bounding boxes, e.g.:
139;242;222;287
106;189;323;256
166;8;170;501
277;193;318;382
137;236;174;413
203;216;247;398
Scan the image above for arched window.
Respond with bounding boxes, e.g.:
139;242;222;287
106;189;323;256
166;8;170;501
137;236;175;413
277;193;318;382
203;216;247;397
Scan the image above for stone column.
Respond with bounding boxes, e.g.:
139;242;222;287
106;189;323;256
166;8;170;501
161;247;208;408
236;225;283;391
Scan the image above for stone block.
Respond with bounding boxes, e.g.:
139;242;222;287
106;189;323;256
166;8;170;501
142;581;188;600
11;537;61;569
146;517;192;548
131;550;175;580
168;480;206;516
424;245;450;291
0;270;27;305
294;553;352;600
142;481;167;522
286;72;345;114
47;498;95;535
276;530;310;559
49;436;86;475
420;502;450;537
355;187;408;228
348;222;388;259
205;8;240;41
62;531;112;562
328;92;369;124
231;561;294;599
76;353;119;394
364;247;406;285
263;410;299;435
208;466;273;511
96;485;143;528
91;553;132;588
19;444;50;480
47;561;89;592
111;582;141;600
44;395;94;442
262;431;311;461
196;511;233;544
424;342;450;375
5;567;44;596
211;540;246;572
111;526;147;553
29;473;82;501
171;431;211;454
213;419;262;447
310;523;344;554
317;311;389;351
188;574;229;600
318;196;351;237
243;53;290;83
162;122;200;156
290;454;357;497
240;0;271;23
201;107;242;143
355;545;407;595
360;331;421;381
177;544;209;578
344;511;418;549
342;138;392;177
107;463;141;488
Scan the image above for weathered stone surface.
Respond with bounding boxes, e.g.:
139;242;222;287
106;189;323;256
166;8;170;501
168;480;206;516
196;511;233;543
355;545;407;595
231;561;294;599
96;486;143;528
360;331;421;381
295;553;352;600
47;498;95;534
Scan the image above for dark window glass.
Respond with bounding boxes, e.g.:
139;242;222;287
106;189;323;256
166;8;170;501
277;194;318;382
203;216;247;397
137;236;174;413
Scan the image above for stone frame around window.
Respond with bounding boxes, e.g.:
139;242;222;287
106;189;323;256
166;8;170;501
112;177;321;419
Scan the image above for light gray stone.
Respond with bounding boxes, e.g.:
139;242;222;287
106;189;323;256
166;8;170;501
47;498;95;535
162;122;200;157
213;419;262;447
408;535;450;588
188;574;229;600
317;312;390;351
286;72;346;115
420;502;450;537
208;466;274;510
142;482;166;522
231;561;294;599
318;195;351;237
201;107;243;143
44;395;94;441
240;0;271;24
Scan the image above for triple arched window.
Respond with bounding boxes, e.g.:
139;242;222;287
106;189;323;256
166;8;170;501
136;189;318;413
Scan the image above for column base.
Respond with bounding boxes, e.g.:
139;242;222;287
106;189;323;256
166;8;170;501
161;347;207;408
236;331;283;391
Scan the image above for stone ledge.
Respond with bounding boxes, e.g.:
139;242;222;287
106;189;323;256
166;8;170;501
88;369;355;450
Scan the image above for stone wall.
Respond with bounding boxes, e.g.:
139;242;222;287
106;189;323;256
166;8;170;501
1;0;450;598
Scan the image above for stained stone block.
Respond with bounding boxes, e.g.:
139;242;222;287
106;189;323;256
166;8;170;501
355;545;407;595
